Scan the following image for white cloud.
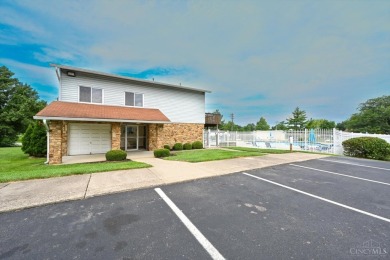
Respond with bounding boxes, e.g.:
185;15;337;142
0;58;58;100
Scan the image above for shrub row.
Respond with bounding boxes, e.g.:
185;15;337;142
342;137;390;160
155;141;203;158
163;141;203;151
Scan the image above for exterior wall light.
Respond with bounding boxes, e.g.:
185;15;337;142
67;71;76;77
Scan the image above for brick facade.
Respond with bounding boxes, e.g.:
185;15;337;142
111;122;121;150
47;121;204;164
48;120;64;164
148;123;204;150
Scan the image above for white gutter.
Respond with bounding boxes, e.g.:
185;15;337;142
34;116;172;124
43;119;50;164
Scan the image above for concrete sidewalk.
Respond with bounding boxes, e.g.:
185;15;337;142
0;152;328;213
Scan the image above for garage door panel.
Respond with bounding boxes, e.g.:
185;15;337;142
68;123;111;155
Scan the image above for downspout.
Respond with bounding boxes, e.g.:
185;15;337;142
43;119;50;164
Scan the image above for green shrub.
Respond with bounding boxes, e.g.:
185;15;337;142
164;144;171;150
154;148;170;158
173;143;183;151
183;142;192;150
192;141;203;149
21;124;33;155
342;137;390;160
106;149;127;161
22;121;47;157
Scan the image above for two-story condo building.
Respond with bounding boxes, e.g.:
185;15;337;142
34;64;210;164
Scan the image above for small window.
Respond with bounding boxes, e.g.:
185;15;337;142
79;86;102;103
125;92;143;107
135;93;143;107
79;86;91;102
125;92;134;106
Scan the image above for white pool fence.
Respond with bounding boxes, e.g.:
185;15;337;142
203;129;390;155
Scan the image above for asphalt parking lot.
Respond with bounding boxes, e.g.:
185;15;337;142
0;156;389;259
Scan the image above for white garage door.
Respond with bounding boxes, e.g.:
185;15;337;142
68;123;111;155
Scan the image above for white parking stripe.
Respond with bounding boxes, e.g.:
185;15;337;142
155;188;225;260
242;172;390;223
290;164;390;186
318;159;390;171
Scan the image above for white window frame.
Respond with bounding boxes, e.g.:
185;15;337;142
79;86;104;104
124;91;144;107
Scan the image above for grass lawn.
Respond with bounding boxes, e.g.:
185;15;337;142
164;148;267;163
0;147;151;183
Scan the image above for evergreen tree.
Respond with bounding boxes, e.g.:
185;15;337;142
286;107;307;130
21;121;47;157
21;124;33;155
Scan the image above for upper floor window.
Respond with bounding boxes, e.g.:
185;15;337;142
125;92;143;107
79;86;103;103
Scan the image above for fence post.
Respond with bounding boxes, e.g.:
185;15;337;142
304;129;307;150
216;129;219;147
208;129;211;148
332;128;336;154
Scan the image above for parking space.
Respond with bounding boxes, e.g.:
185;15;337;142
0;156;389;259
0;189;210;259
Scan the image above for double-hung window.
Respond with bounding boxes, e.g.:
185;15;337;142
125;92;143;107
79;86;103;103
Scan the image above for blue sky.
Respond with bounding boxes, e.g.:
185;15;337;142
1;0;389;126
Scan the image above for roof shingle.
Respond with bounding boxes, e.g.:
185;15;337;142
35;101;170;122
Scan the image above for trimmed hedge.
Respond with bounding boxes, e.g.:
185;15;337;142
183;142;192;150
106;149;127;161
342;137;390;160
154;148;170;158
164;144;171;150
192;141;203;149
173;143;183;151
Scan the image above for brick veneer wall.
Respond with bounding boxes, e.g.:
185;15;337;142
111;122;121;150
61;122;68;156
148;123;204;150
49;120;63;164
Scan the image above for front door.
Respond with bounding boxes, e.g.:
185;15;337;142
120;125;147;151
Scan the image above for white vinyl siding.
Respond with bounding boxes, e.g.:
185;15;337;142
60;71;205;123
68;123;111;155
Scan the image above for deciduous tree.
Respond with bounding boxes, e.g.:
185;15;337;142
344;95;390;134
0;66;46;146
306;119;336;129
255;117;270;130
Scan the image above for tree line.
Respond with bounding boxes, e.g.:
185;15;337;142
211;95;390;134
0;65;389;149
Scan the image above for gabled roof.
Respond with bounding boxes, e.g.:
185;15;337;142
34;101;171;123
51;64;211;93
